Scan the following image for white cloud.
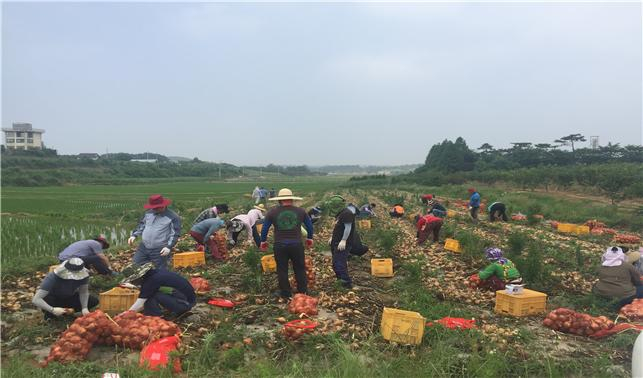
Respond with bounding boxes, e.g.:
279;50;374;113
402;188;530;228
323;53;432;83
167;4;261;41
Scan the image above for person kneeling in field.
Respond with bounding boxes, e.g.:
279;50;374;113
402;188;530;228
120;262;196;318
488;202;509;222
32;258;99;320
389;204;405;218
57;235;115;275
593;247;643;309
192;204;229;225
470;248;522;291
190;217;226;260
427;199;447;218
226;204;266;248
416;213;443;245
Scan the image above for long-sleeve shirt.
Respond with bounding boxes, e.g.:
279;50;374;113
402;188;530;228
261;206;313;244
191;218;225;240
131;209;181;249
230;209;264;241
416;214;442;232
58;240;104;261
469;192;481;208
193;208;218;225
479;259;520;281
593;263;641;299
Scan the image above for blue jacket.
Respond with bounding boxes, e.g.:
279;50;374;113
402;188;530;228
469;192;481;208
132;209;182;249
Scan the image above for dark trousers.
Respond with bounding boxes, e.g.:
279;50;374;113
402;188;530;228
190;231;221;259
42;293;99;319
617;285;643;309
489;205;508;222
143;289;193;317
417;220;443;245
231;226;261;248
470;207;479;223
60;255;111;275
274;242;307;295
331;249;351;286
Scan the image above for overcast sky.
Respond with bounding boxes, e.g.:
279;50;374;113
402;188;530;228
2;2;641;166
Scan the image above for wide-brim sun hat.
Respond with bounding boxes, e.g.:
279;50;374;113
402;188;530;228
144;194;172;209
120;262;155;284
254;204;267;212
626;251;641;265
54;258;90;280
268;188;302;201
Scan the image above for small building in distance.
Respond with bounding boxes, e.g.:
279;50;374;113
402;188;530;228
2;123;45;150
130;159;157;163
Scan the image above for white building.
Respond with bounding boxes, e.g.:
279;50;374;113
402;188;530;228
2;123;45;150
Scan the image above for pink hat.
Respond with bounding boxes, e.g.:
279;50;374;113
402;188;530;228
144;194;172;209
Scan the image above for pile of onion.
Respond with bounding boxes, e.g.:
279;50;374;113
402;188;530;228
213;232;228;259
43;310;114;366
287;294;318;316
102;311;181;350
290;257;316;290
467;274;481;289
542;308;614;336
619;299;643;322
282;319;317;341
613;233;641;244
584;219;606;230
511;213;527;221
189;277;211;294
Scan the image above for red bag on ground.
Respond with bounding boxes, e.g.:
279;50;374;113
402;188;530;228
427;317;477;330
139;335;182;373
619;299;643;322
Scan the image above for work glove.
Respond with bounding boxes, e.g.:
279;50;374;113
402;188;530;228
81;308;90;316
160;247;171;256
120;283;137;289
51;307;66;317
338;240;347;251
127;236;136;246
305;239;314;249
260;242;268;252
328;237;332;246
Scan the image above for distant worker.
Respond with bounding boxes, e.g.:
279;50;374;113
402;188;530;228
259;187;269;205
468;188;481;224
416;213;444;245
470;248;522;291
260;188;313;298
226;204;266;247
32;258;99;320
308;206;323;224
128;194;181;270
427;199;447;218
626;247;643;275
359;203;377;218
389;204;405;218
190;218;226;260
252;186;261;204
330;204;369;289
121;262;196;318
192;204;229;225
420;194;434;205
269;188;276;198
57;235;115;275
593;247;643;309
488;202;508;222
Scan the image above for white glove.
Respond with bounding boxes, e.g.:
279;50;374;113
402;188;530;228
228;239;236;246
328;237;332;246
81;308;90;316
120;282;137;289
51;307;66;317
338;240;347;251
160;247;171;256
128;236;136;246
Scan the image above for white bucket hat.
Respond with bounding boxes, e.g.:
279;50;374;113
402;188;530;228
54;258;90;280
268;188;302;201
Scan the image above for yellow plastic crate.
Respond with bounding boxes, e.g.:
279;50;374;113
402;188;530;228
494;289;547;317
358;219;372;229
99;287;140;314
261;255;276;273
371;258;394;277
575;225;590;235
557;223;577;233
380;307;425;345
444;238;461;253
173;251;206;268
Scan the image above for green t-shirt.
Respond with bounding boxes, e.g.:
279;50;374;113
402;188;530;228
479;259;521;281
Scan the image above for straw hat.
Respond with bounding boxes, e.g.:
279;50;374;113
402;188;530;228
54;258;90;281
254;204;267;212
268;188;302;201
120;262;155;284
626;250;641;265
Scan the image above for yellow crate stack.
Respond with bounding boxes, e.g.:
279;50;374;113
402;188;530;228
380;307;425;345
173;251;206;269
99;287;139;314
371;259;394;277
575;225;590;235
494;289;547;317
261;255;276;273
557;223;577;233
